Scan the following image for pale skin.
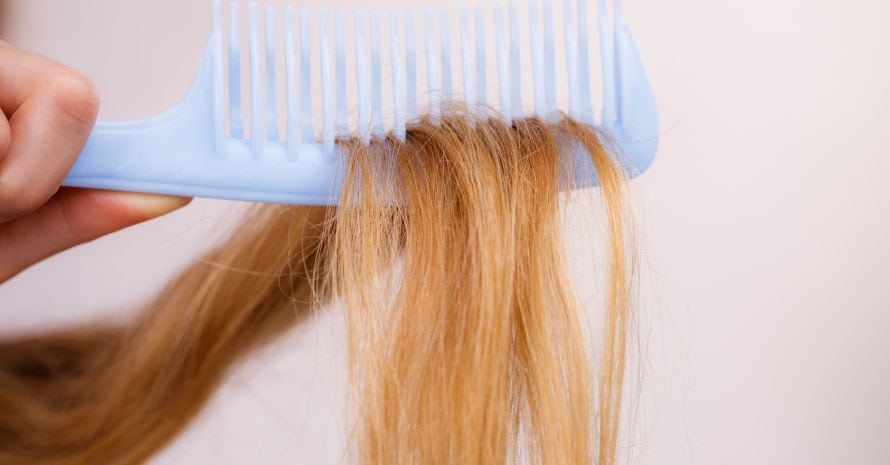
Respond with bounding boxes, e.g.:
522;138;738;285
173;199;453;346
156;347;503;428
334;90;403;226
0;41;190;283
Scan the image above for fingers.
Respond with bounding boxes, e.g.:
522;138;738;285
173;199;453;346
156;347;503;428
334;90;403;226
0;40;91;114
0;188;190;283
0;41;100;222
0;42;191;284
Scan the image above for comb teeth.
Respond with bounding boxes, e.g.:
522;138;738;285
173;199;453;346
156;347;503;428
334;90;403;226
424;9;441;125
459;7;475;124
264;4;278;142
248;2;264;154
391;11;407;141
299;8;313;144
370;10;384;138
64;0;655;206
212;0;627;156
335;12;348;136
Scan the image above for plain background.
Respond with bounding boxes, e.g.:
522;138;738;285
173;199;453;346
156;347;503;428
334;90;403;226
2;0;889;464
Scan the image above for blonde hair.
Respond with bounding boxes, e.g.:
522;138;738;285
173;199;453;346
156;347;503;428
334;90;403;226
0;114;632;465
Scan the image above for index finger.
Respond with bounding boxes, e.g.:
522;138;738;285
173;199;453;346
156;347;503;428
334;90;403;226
0;41;100;222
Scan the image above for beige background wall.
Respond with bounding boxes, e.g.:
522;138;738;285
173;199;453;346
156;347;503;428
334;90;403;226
2;0;889;464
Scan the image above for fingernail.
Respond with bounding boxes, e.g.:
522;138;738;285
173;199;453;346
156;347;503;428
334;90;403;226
112;191;192;217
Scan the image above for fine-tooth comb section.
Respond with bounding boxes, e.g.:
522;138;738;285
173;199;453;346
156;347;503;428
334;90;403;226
212;0;647;154
62;0;657;206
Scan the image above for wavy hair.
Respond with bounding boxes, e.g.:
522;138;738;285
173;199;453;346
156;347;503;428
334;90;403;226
0;113;632;465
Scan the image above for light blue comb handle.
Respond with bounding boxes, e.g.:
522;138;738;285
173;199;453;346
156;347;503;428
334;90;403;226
62;0;658;206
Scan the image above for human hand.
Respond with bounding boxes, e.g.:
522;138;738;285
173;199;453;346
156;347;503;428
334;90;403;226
0;41;190;283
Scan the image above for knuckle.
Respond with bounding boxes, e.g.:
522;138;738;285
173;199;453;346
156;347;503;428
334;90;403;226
44;67;100;125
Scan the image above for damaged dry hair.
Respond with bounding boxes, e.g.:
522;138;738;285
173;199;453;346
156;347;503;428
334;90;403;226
0;114;632;465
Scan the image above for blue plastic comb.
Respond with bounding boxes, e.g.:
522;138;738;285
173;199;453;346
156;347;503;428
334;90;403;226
61;0;657;205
